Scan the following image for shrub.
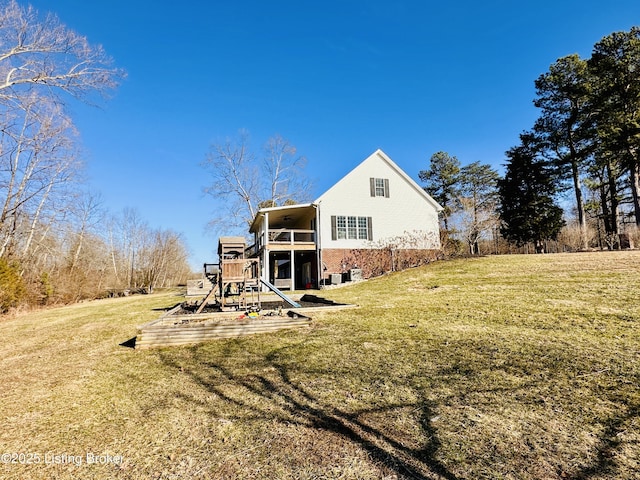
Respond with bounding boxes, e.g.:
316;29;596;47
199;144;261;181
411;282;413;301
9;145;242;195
340;231;442;278
0;258;26;313
39;272;55;305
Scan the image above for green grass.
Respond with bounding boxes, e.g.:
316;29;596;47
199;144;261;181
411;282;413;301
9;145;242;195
1;252;639;479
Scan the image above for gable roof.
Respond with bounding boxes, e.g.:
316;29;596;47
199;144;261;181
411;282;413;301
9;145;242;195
248;149;443;233
315;149;443;212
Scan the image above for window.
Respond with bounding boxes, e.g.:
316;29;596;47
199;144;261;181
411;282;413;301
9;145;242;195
375;178;385;196
331;216;373;241
347;216;357;239
336;216;347;239
370;178;390;197
358;217;368;239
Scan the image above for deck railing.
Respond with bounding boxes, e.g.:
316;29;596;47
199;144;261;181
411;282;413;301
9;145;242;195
253;229;316;252
269;229;315;245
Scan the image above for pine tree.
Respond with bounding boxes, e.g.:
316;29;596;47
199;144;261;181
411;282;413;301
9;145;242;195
533;54;594;250
498;135;565;253
419;151;461;231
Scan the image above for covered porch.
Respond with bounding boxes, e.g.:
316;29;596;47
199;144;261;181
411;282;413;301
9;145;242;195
249;203;320;290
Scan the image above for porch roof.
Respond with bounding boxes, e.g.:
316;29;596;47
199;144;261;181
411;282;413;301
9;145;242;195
249;203;316;233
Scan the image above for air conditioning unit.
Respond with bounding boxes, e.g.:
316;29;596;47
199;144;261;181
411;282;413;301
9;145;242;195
330;273;342;285
349;268;362;281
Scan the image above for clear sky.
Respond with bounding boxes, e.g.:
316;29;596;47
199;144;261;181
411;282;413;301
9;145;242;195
26;0;640;269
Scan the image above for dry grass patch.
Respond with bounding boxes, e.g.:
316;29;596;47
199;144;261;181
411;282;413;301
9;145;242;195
0;252;639;479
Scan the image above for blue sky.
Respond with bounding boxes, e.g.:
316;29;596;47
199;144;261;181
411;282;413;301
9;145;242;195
26;1;640;268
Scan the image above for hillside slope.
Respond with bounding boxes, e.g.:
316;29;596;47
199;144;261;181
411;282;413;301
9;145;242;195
1;252;638;479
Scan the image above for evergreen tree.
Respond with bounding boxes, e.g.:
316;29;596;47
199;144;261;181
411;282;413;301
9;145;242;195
533;54;594;249
498;135;565;253
588;27;640;225
419;151;461;231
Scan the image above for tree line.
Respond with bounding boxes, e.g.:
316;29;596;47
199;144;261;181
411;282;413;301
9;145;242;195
421;27;640;255
0;1;191;312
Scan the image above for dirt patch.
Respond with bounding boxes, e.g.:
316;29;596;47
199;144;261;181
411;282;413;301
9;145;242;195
178;294;350;315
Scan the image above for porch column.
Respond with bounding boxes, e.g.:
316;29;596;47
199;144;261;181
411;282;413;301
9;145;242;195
262;212;270;290
314;204;321;288
290;249;295;291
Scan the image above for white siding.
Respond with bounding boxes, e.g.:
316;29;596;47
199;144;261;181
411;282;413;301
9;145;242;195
316;150;441;250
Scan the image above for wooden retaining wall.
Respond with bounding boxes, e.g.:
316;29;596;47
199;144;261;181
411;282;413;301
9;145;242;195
136;311;311;349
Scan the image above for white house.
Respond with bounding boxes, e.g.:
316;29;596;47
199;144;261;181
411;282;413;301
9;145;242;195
248;149;442;289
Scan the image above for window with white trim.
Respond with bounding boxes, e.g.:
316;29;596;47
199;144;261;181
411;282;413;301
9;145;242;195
331;216;373;241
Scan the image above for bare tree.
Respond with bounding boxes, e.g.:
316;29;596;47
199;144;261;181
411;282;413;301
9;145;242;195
203;131;312;233
0;0;124;306
118;207;148;289
454;196;500;255
203;130;261;230
0;1;123;104
104;214;123;286
0;2;195;307
0;96;80;257
137;229;191;292
66;191;104;273
455;161;500;255
0;1;123;261
105;209;192;292
262;134;310;207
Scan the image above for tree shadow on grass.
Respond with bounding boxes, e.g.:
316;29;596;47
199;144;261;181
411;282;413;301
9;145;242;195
158;344;460;480
569;402;640;480
156;341;639;479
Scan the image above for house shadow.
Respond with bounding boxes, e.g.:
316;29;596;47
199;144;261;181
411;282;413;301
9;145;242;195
158;344;460;480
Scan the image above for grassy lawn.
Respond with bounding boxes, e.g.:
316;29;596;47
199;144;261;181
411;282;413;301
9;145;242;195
0;252;639;479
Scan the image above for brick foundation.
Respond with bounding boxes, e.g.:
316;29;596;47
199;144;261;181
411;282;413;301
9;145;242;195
321;248;440;282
